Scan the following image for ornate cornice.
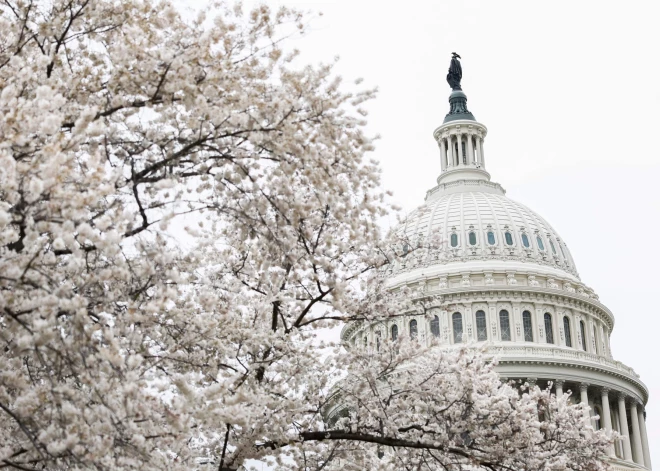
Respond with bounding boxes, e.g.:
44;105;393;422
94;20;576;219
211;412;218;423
497;357;647;404
426;178;502;199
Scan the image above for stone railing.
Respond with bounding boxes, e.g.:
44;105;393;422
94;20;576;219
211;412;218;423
425;178;503;198
489;344;641;379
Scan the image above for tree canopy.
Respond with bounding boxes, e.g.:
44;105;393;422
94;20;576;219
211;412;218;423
0;0;611;469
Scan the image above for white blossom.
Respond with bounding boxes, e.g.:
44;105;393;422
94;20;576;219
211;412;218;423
0;1;612;470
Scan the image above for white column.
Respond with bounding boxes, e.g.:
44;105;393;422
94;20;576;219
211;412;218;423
637;407;652;469
630;402;644;465
447;137;454;167
579;383;590;425
618;394;633;461
467;134;475;165
456;133;464;165
613;408;624;458
600;389;614;456
473;136;480;165
479;136;485;166
555;379;564;397
439;139;447;171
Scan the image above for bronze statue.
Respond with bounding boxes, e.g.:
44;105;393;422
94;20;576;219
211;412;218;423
446;52;462;91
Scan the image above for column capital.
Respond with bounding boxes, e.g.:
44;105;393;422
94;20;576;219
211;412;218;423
526;377;537;387
579;383;590;393
555;379;565;386
600;387;611;396
617;392;628;402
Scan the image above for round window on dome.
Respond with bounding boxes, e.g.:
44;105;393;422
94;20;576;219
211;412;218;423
521;233;530;248
536;236;545;251
450;233;458;247
505;231;514;246
487;231;496;245
468;232;477;246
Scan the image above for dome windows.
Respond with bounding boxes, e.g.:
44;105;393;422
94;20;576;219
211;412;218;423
504;231;514;246
563;316;572;347
544;313;554;344
486;231;496;245
549;240;557;255
536;236;545;251
468;231;477;246
499;310;511;341
579;320;587;351
452;312;463;343
391;324;398;341
521;232;530;248
450;233;459;247
522;310;533;342
430;315;440;337
409;319;418;339
475;310;487;341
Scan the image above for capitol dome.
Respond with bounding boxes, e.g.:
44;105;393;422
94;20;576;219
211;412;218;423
395;187;579;280
337;56;653;470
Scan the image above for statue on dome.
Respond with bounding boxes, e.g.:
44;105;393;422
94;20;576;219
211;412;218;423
446;52;462;91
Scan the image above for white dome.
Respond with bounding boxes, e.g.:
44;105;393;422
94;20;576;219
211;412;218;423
393;183;579;280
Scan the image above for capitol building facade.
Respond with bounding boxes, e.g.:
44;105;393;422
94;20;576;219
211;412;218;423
339;61;652;470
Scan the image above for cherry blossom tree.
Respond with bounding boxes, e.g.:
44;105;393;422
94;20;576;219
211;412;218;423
0;0;612;470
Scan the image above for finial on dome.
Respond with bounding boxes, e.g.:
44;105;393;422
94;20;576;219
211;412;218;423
443;53;475;123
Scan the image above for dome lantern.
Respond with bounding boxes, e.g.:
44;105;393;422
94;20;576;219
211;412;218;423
432;54;493;190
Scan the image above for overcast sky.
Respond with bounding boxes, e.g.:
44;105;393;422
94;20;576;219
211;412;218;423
183;0;660;464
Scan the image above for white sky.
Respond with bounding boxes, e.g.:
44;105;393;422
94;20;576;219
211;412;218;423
180;0;660;464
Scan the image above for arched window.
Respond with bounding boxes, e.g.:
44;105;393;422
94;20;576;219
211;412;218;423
580;320;587;351
544;313;554;344
592;324;599;354
486;231;496;245
450;233;458;247
537;236;545;251
563;316;572;347
430;315;440;337
499;310;511;341
549;240;557;255
505;231;514;246
375;330;382;351
521;233;530;248
409;319;418;339
522;310;533;342
452;312;463;344
364;336;368;348
475;310;487;341
391;324;398;341
402;243;409;256
559;242;567;258
468;232;477;246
